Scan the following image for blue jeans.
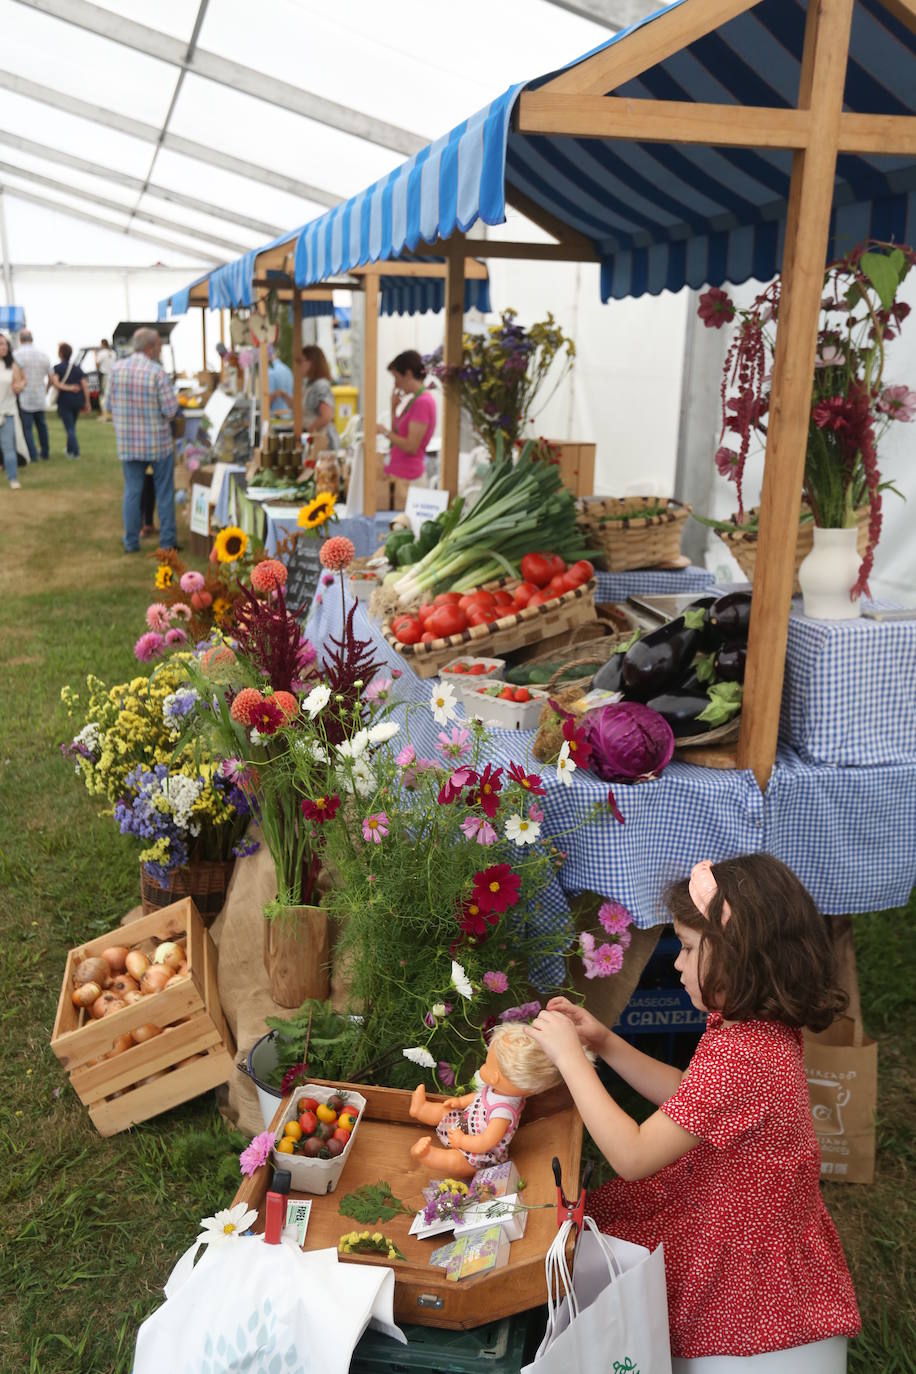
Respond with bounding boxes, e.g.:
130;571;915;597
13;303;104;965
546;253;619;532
123;456;177;551
0;414;17;483
59;407;80;456
21;409;49;459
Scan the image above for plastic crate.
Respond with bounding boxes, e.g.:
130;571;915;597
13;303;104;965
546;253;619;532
350;1310;533;1373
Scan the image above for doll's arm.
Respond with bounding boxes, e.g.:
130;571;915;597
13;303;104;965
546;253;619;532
447;1116;509;1154
440;1092;476;1110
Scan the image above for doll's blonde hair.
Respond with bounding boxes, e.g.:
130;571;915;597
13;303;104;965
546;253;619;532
489;1023;563;1095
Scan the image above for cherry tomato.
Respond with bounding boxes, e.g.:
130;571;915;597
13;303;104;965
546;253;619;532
429;604;469;638
468;662;488;675
332;1126;352;1144
316;1103;338;1124
547;553;566;577
417;602;437;624
276;1136;295;1154
338;1111;358;1130
298;1109;318;1136
297;1096;319;1114
513;687;531;703
513;581;539;607
519;552;553;588
499;687;515;700
466;607;492;628
434;591;462;606
394;619;422;645
568;559;595;585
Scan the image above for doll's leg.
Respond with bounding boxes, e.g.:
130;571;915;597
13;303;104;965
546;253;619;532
409;1137;477;1178
409;1084;449;1127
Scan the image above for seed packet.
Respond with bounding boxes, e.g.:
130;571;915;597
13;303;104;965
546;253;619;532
471;1161;520;1198
283;1199;312;1246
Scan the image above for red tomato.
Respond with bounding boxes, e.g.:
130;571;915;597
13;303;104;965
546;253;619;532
468;590;496;609
519;552;553;588
417;602;437;623
527;592;547;608
513;687;531;703
499;687;515;700
568;559;595;584
547;553;566;577
297;1096;319;1114
513;581;539;606
298;1110;318;1136
420;630;437;643
390;614;413;632
434;591;462;606
428;604;469;638
466;607;492;628
394;619;422;644
493;590;515;610
546;574;571;598
468;663;488;675
332;1126;352;1144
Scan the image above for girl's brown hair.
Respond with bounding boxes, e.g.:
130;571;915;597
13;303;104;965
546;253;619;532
666;853;848;1031
301;344;331;381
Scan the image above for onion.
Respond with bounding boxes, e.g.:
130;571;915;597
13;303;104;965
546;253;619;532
175;1053;205;1069
153;941;185;971
91;992;126;1019
125;950;149;980
110;1033;134;1055
131;1024;162;1044
583;702;676;783
141;966;173;995
74;956;111;989
123;990;144;1005
109;974;139;997
72;981;102;1008
101;945;129;973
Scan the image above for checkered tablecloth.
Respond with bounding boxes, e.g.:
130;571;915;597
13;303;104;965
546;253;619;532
595;567;715;601
305;589;916;929
226;480;395;559
779;599;916;766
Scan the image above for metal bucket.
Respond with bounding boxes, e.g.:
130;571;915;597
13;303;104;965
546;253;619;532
237;1030;284;1130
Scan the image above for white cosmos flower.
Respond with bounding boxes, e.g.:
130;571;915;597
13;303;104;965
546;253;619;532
505;813;542;846
451;960;474;1000
430;681;457;726
367;721;400;745
198;1202;258;1245
303;683;331;718
337;757;376;798
403;1046;436;1069
556;741;576;787
337;729;369;760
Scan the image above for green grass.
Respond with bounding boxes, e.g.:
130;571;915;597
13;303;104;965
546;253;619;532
0;420;913;1371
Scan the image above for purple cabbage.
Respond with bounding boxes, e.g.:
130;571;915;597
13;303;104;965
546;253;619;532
583;702;675;783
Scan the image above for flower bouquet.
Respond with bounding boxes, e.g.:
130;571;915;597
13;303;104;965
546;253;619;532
698;239;915;597
430;309;575;459
136;541;256;662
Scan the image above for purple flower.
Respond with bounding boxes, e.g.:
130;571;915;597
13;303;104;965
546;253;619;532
232;837;260;858
499;1000;541;1023
239;1130;275;1177
165;627;188;647
483;970;509;994
437;1061;455;1088
714;446;739;479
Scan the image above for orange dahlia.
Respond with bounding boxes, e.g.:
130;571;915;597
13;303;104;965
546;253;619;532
271;690;299;720
319;536;355;572
250;558;288;593
229;688;264;725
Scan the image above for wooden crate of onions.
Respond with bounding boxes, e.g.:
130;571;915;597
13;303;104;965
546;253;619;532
50;897;235;1136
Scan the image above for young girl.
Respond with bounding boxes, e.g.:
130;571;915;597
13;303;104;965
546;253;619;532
526;854;860;1372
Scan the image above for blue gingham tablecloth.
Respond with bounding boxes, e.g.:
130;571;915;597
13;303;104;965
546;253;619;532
595;567;715;601
305;588;916;929
779;600;916;766
222;477;396;560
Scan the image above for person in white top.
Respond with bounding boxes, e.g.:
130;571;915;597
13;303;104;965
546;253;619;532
0;333;26;489
96;338;115;417
13;330;52;461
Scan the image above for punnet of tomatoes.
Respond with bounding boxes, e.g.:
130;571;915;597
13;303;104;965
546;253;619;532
274;1089;361;1161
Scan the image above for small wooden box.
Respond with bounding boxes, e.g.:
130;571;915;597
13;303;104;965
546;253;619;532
550;441;595;499
50;898;235;1137
232;1079;582;1329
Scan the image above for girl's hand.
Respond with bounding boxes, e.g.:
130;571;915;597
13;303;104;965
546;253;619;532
545;997;610;1056
525;1009;587;1069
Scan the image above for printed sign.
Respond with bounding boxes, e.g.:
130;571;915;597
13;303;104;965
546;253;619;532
190;483;211;537
405;485;449;537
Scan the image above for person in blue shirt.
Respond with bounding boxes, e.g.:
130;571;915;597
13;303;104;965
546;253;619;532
266;346;294;415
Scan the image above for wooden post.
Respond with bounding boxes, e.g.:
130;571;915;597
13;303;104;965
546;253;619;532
259;339;270;449
201;310;207;372
292;290;303;445
737;0;854;789
441;239;466;499
361;275;379;516
219;309;225;346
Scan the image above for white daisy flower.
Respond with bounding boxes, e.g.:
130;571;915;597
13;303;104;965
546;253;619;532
430;681;457;726
197;1202;258;1245
556;740;576;787
367;721;400;745
303;683;331;719
450;960;474;1000
403;1046;436;1069
505;813;541;846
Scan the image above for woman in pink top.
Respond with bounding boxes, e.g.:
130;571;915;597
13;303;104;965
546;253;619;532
377;350;437;481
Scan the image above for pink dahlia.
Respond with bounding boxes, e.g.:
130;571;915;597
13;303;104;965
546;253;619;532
250;558;288;593
145;602;171;633
165;627;188;646
239;1129;275;1177
179;570;205;594
598;901;633;943
135;631;166;661
319;536;356;572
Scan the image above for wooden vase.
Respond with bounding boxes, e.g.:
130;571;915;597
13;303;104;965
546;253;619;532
263;904;329;1009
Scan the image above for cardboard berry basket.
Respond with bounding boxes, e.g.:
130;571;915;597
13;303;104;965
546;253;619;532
464;682;549;731
50;897;235;1137
232;1078;582;1330
382;578;597;679
272;1083;369;1194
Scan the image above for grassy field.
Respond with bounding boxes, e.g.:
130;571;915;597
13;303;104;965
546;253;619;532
0;420;913;1372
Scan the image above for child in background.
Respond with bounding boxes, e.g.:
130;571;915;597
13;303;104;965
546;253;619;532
526;854;860;1372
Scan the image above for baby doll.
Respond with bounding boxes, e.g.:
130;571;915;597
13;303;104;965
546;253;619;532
408;1023;562;1177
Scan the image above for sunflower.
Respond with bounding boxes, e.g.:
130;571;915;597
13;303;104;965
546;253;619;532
214;527;248;563
297;492;336;530
212;596;231;620
154;563;174;589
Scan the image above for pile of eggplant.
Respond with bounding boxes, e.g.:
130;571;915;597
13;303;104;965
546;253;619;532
593;591;751;739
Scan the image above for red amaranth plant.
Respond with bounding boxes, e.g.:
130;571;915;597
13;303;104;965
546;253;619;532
231;584;314;694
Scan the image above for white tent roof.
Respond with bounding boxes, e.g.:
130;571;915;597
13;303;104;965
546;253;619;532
0;0;657;270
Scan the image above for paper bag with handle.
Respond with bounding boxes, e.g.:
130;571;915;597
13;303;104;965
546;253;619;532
804;1015;877;1185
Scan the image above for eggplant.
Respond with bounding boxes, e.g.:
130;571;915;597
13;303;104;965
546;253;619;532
645;689;716;738
708;591;752;640
620;617;699;701
593;652;625;694
715;642;747;683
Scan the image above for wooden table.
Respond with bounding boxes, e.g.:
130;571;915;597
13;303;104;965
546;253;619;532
232;1079;582;1330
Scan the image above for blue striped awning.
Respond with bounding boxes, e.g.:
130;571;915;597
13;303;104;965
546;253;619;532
292;0;916;300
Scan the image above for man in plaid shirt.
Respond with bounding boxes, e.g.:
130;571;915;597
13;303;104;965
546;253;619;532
109;327;179;552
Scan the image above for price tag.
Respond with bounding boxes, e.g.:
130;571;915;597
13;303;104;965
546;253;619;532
405;486;449;537
190;483;211;536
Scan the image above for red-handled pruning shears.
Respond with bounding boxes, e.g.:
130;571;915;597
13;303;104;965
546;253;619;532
552;1155;593;1241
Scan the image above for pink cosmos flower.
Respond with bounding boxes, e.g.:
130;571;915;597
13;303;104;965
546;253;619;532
135;631;166;661
461;816;498;846
598;902;633;941
877;385;916;422
579;930;596;955
145;602;171;633
437;727;472;761
239;1129;275;1177
437;1061;456;1087
362;812;389;844
591;942;625;977
365;676;393;703
814;343;845;368
483;970;509;994
179;571;205;594
528;801;545;824
697;287;735;329
714;446;739;480
396;744;416;768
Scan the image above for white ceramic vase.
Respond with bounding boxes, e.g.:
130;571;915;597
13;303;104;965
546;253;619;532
797;526;862;620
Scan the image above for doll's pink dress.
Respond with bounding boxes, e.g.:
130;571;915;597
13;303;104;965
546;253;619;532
436;1083;524;1166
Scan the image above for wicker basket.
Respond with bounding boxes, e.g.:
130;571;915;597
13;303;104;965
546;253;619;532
717;507;870;595
140;859;235;926
577;496;690;572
